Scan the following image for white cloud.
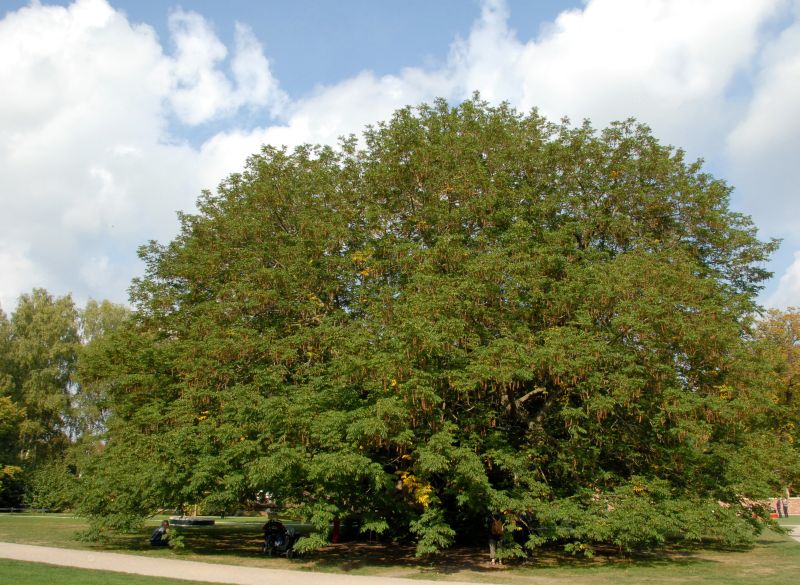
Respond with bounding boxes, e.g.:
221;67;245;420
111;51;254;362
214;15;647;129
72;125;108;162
167;9;231;125
0;0;171;311
449;0;785;155
195;67;455;184
200;0;782;160
0;241;45;311
1;0;800;311
0;0;281;311
727;2;800;236
167;10;285;125
230;22;286;116
79;254;111;290
768;251;800;308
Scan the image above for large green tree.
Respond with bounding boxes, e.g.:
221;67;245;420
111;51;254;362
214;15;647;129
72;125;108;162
78;98;787;554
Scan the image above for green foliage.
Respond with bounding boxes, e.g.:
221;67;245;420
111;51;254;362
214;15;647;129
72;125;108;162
0;292;129;507
0;464;23;502
409;507;457;556
360;517;390;535
167;531;185;550
1;291;78;506
293;532;329;554
0;393;24;500
752;308;800;493
77;97;785;555
4;289;79;462
24;459;78;511
73;299;131;438
531;477;760;557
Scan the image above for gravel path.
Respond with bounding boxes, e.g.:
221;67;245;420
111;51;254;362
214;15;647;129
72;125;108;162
4;535;800;584
0;542;482;585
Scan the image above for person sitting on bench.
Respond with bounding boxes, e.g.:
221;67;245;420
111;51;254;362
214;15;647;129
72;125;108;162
150;520;170;547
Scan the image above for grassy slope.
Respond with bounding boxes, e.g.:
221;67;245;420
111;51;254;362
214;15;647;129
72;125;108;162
1;513;799;584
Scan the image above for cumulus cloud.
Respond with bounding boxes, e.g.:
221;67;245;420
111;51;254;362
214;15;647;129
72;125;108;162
167;11;285;124
0;241;45;311
197;0;787;178
769;252;800;308
1;0;800;311
727;1;800;237
449;0;785;155
0;0;286;311
0;0;173;309
193;56;456;189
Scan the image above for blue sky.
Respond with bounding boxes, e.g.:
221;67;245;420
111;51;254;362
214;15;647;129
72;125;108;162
1;0;800;312
2;0;575;147
5;1;572;99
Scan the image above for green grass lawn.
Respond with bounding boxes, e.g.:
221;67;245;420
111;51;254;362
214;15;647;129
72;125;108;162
1;513;799;584
776;516;800;527
0;559;221;585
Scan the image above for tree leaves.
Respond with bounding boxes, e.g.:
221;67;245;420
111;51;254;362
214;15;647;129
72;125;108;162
77;97;788;554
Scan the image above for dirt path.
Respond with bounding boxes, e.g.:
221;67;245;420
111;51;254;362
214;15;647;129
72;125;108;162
0;542;486;585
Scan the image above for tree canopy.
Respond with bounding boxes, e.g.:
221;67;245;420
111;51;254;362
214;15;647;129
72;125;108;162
76;97;791;555
0;291;129;507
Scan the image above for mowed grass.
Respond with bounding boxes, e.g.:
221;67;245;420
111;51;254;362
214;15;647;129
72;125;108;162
0;513;271;558
1;513;800;584
0;559;220;585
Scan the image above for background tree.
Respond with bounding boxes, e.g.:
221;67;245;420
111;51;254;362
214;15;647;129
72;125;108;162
756;308;800;407
4;289;78;463
0;292;128;507
0;308;24;503
753;307;800;494
23;298;131;512
0;290;79;505
77;97;788;554
73;299;131;439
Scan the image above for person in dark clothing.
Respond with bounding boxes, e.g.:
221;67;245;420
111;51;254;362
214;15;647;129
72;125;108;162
263;519;286;547
150;520;170;546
